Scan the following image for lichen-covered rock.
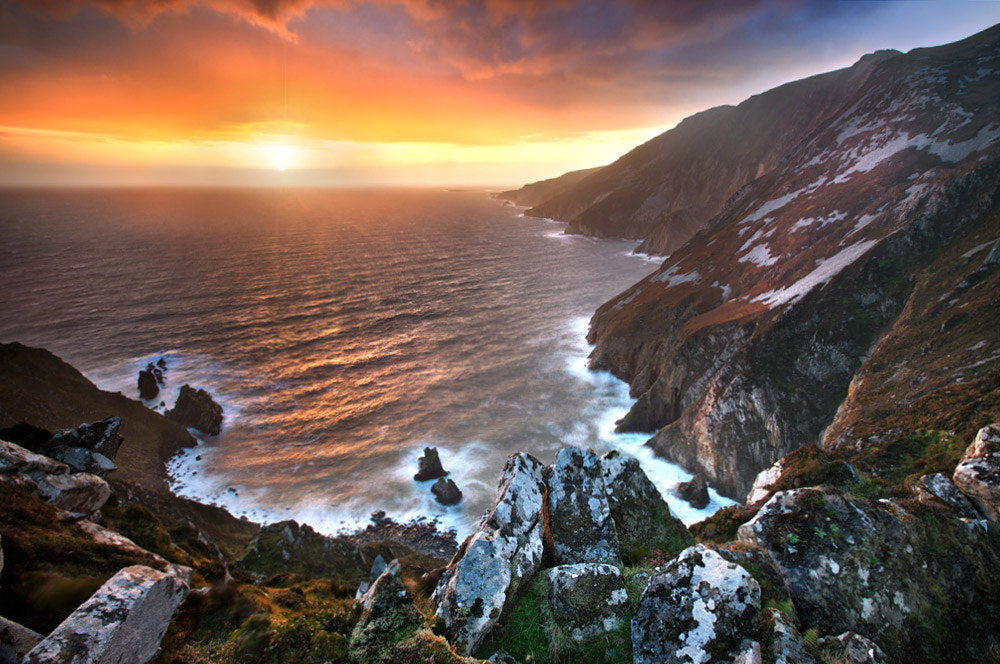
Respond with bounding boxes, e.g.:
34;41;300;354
732;640;762;664
433;477;463;505
434;452;547;655
415;446;448;481
815;632;888;664
952;422;1000;522
237;519;367;579
166;384;224;436
548;447;620;565
631;545;761;664
48;416;124;460
355;553;389;599
914;472;980;519
0;438;68;477
0;615;42;660
764;608;816;664
34;471;110;515
390;629;483;664
600;449;691;556
738;487;1000;662
350;559;423;664
546;563;628;641
22;564;190;664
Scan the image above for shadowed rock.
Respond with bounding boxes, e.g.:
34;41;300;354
432;477;462;505
237;520;366;580
546;563;628;641
815;632;888;664
414;446;447;481
166;385;223;436
350;559;423;664
952;423;1000;522
548;447;620;565
138;366;160;400
676;474;710;509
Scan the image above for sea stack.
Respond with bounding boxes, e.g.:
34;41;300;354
166;385;223;436
414;447;447;481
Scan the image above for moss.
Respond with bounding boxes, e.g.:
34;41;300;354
690;502;760;545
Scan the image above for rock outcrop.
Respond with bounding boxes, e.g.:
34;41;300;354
631;545;761;664
165;384;223;436
764;608;816;664
22;565;190;664
415;446;448;481
237;519;366;580
433;453;548;655
432;477;463;505
547;447;620;565
137;360;166;401
815;632;888;664
1;438;111;516
545;563;628;641
913;472;981;519
350;559;424;664
952;422;1000;521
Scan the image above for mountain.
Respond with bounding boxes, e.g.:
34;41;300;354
582;24;1000;499
496;166;602;207
511;49;903;256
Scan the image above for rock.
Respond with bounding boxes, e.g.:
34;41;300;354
733;640;763;664
738;487;1000;661
487;650;522;664
350;559;423;663
765;608;816;664
952;423;1000;522
747;459;784;504
914;472;980;519
0;438;68;477
48;416;124;460
166;385;223;436
138;366;160;400
433;452;548;655
355;553;389;600
631;545;761;664
49;446;117;477
391;629;484;664
548;447;620;565
414;446;448;481
815;632;888;664
237;519;367;579
600;450;692;556
34;471;111;515
676;474;710;509
546;563;628;641
22;564;190;664
432;477;463;505
0;422;52;451
0;616;42;661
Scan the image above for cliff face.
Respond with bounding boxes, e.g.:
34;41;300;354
587;25;1000;499
496;167;602;208
516;50;902;256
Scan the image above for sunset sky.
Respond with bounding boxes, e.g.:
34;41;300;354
2;0;1000;187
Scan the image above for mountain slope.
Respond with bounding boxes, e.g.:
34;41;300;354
496;167;602;207
517;49;902;255
585;24;1000;499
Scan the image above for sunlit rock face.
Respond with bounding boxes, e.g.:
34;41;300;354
578;26;1000;500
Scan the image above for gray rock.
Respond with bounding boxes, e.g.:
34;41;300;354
355;553;389;600
765;608;816;664
815;632;888;664
432;477;462;505
34;471;110;515
631;545;761;664
600;450;691;556
22;564;190;664
50;446;117;477
952;423;1000;522
914;472;980;519
548;447;620;565
414;446;447;481
732;640;763;664
487;650;521;664
0;438;68;477
351;559;423;663
0;616;42;661
434;452;548;655
676;474;710;509
747;459;784;504
546;563;629;641
49;416;123;460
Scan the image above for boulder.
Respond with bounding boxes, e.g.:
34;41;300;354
49;446;117;477
600;450;691;556
414;446;447;481
548;447;620;565
546;563;628;641
815;632;888;664
733;640;763;664
738;487;1000;661
350;559;423;664
0;438;68;477
914;473;980;519
746;459;784;504
48;416;124;460
676;474;710;509
764;608;816;664
0;616;43;661
22;565;190;664
432;477;463;505
631;545;761;664
952;423;1000;522
166;385;223;436
34;471;111;515
237;519;367;580
137;367;160;400
433;452;548;655
354;553;389;600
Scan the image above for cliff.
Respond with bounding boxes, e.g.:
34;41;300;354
496;167;603;208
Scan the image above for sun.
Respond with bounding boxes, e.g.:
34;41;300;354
264;144;297;172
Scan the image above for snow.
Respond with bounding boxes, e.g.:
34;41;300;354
752;240;878;308
739;227;775;252
962;239;999;259
847;210;883;236
791;210;847;231
654;263;701;288
739;243;780;267
928;123;1000;162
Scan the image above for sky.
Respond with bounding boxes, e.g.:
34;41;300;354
1;0;1000;188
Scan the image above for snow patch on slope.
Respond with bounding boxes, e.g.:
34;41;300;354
752;240;879;308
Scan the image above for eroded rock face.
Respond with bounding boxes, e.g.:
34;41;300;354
433;452;547;655
738;487;1000;661
815;632;888;664
166;385;223;436
237;519;367;579
546;563;628;641
35;471;111;515
952;423;1000;522
350;559;423;663
22;565;190;664
548;447;620;565
631;545;761;664
600;450;691;555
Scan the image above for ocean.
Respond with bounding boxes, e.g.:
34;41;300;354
0;187;734;536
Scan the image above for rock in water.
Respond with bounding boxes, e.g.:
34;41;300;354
547;447;620;565
22;565;190;664
432;477;462;505
165;384;223;436
546;563;629;641
433;452;548;655
137;366;160;400
631;545;761;664
414;446;447;481
350;559;423;664
952;423;1000;522
676;474;710;509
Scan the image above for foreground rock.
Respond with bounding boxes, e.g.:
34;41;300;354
166;384;223;436
739;486;1000;661
815;632;888;664
952;422;1000;522
0;616;42;661
676;474;710;509
913;472;981;519
546;563;628;641
764;608;815;664
415;446;448;481
631;545;761;664
547;447;620;565
237;520;367;579
350;559;423;663
433;452;548;655
47;416;124;460
22;564;190;664
433;477;463;505
35;471;111;515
